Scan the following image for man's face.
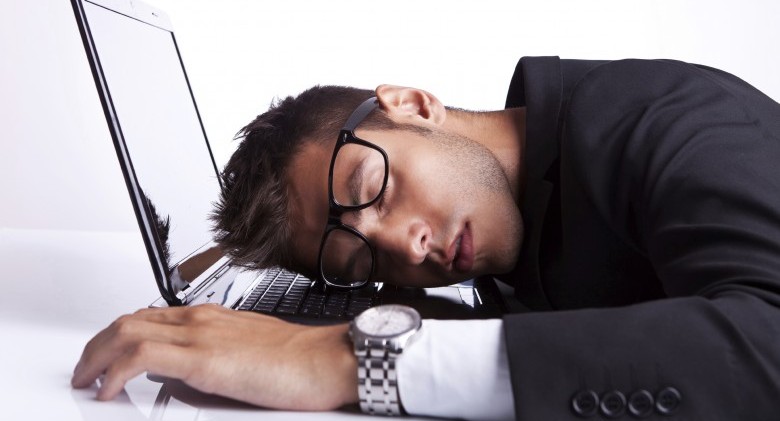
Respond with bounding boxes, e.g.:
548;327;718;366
286;124;523;287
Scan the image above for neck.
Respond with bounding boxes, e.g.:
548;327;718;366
442;107;527;203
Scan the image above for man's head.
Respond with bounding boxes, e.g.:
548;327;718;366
212;85;523;287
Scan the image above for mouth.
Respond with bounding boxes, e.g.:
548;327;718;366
448;223;475;273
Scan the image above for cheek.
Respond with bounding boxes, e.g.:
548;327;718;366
396;159;463;206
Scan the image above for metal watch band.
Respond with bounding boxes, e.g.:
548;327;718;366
355;337;403;416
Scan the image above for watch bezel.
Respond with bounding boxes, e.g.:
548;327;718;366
351;304;422;339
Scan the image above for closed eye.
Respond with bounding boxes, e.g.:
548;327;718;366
376;182;391;213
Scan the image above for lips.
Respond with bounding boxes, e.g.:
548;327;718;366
451;223;474;273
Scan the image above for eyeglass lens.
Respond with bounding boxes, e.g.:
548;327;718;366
321;228;373;285
331;143;386;207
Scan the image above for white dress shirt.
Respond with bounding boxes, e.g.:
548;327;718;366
398;319;515;420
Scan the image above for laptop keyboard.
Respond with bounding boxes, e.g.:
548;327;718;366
237;268;375;320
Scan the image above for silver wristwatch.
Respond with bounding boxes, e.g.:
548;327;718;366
350;304;422;416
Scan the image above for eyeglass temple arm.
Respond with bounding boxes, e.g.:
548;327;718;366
343;97;379;131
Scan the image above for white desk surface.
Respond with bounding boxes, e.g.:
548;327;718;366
0;228;432;420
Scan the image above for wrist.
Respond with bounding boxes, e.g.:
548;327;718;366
305;323;358;408
272;322;357;411
330;324;360;407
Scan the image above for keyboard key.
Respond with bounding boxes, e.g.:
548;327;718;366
276;304;300;314
299;306;322;317
322;306;344;318
254;294;281;311
261;291;282;299
277;272;296;283
346;301;371;315
303;294;326;305
279;296;304;309
253;304;277;313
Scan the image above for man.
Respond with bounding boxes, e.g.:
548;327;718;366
72;57;780;420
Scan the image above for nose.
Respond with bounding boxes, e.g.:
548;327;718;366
371;218;432;266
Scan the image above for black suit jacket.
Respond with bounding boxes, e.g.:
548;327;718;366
501;57;780;420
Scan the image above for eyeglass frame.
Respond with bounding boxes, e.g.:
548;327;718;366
316;97;389;289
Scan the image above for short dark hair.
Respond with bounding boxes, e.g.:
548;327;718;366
211;85;403;273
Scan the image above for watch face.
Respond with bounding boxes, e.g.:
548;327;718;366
356;305;420;337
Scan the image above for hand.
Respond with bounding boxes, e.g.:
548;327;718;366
72;305;358;410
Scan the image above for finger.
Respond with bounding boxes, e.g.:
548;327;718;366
131;306;205;325
133;303;254;324
72;319;189;388
97;341;197;401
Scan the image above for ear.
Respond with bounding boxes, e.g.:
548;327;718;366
375;84;446;127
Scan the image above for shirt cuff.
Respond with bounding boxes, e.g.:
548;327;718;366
397;319;515;421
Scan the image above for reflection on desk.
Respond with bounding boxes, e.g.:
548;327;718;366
70;376;379;421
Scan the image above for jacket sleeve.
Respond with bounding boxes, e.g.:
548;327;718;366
504;59;780;420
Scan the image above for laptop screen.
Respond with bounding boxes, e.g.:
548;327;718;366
81;1;223;298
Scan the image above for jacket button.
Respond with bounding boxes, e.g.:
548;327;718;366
628;390;654;418
599;390;626;418
655;387;682;415
571;390;599;417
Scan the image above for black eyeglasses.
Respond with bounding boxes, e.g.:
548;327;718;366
317;97;389;289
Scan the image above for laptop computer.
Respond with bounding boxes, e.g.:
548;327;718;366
71;0;505;324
